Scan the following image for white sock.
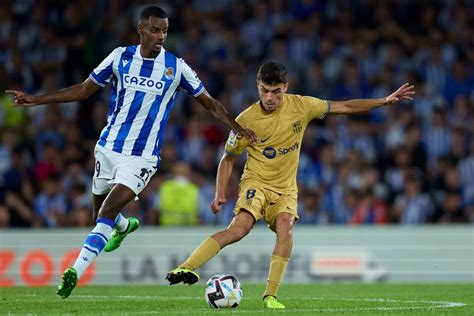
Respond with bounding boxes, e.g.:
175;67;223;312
73;218;114;278
114;213;129;233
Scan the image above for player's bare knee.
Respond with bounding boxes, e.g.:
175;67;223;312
276;226;293;240
227;225;250;242
275;214;295;238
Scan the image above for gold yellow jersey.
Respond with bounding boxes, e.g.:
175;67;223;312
225;94;329;194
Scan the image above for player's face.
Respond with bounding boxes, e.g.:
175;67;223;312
257;81;288;112
138;16;168;55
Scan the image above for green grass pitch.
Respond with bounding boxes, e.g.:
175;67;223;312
1;283;472;315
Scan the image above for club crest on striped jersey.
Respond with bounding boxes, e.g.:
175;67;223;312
165;67;175;80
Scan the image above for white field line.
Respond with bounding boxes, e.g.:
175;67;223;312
17;294;467;314
7;245;474;249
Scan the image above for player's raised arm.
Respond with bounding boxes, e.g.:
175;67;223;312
328;82;415;114
211;152;236;214
5;78;101;107
195;90;257;143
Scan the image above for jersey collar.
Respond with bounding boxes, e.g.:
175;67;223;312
137;44;164;60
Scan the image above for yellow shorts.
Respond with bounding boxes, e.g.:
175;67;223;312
234;181;298;231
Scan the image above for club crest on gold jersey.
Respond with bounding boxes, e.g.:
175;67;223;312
292;121;302;133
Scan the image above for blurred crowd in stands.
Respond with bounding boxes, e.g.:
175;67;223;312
0;0;473;228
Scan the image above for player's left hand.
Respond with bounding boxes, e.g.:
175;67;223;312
211;197;226;214
384;83;415;105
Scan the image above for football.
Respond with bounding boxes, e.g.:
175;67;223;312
205;274;242;308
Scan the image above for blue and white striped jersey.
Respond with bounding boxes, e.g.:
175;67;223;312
89;45;204;158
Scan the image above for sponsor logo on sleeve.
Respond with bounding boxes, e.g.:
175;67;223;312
227;132;237;147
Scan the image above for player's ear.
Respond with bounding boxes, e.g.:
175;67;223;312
283;82;289;93
137;22;143;36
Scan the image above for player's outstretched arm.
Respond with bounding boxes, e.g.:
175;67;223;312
195;90;257;142
211;153;236;214
5;78;101;107
329;83;415;114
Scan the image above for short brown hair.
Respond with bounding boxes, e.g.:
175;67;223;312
257;61;287;85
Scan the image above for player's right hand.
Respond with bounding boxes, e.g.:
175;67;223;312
5;90;37;107
211;197;227;214
235;127;257;143
384;83;415;105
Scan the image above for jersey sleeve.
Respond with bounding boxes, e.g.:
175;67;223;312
89;48;118;87
179;59;205;97
224;130;250;156
302;95;330;121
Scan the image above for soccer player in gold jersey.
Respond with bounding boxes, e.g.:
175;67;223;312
166;61;415;309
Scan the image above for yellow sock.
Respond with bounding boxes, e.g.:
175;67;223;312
263;255;289;298
180;237;221;270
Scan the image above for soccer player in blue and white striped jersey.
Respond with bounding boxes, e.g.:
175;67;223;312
6;6;256;299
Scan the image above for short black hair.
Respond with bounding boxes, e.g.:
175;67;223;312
257;61;287;85
140;6;167;21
